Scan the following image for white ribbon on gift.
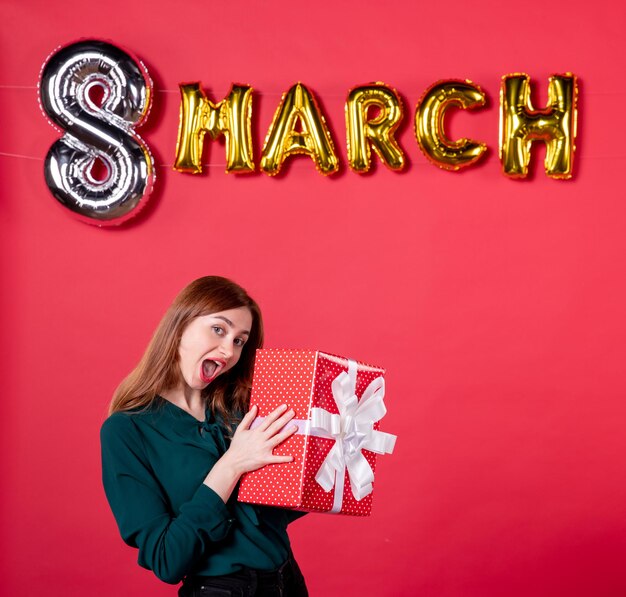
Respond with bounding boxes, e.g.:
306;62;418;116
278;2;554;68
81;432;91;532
310;360;397;513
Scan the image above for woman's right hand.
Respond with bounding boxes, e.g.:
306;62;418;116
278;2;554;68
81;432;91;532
203;404;297;502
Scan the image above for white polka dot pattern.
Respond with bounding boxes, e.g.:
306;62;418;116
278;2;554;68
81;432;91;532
237;349;386;517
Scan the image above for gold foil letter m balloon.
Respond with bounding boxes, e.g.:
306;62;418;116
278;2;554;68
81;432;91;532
345;83;405;173
414;80;487;171
175;83;254;174
499;73;578;179
260;83;339;176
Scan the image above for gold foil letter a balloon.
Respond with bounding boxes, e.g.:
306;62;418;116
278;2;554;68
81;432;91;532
345;83;405;173
175;83;254;174
499;73;578;179
415;80;487;171
260;83;339;176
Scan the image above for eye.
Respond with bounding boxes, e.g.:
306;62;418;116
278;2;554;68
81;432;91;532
212;326;224;336
234;337;246;347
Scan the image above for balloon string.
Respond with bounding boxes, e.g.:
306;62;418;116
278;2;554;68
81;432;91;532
0;84;346;98
1;151;623;168
0;152;285;168
1;83;625;98
0;151;44;161
0;152;227;167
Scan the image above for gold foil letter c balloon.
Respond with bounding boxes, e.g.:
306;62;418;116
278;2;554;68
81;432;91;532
499;73;578;179
345;83;406;173
415;80;487;171
174;83;254;174
260;83;339;176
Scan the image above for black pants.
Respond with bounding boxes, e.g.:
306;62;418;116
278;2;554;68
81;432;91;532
178;557;308;597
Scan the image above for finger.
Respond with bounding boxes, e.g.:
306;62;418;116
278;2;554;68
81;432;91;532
266;409;296;435
267;454;294;464
257;404;288;431
237;404;258;431
269;425;299;448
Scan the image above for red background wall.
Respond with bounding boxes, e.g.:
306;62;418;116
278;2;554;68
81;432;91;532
2;1;626;595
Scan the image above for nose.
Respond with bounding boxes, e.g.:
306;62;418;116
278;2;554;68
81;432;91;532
219;338;234;360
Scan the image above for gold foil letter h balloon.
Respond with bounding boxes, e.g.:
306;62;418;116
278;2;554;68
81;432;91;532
499;73;578;179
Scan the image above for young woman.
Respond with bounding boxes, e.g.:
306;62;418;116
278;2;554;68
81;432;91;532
101;276;309;596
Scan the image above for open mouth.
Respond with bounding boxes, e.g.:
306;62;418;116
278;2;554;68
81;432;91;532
200;359;225;383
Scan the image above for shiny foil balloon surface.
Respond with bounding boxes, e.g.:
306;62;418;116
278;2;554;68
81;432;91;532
39;39;155;225
175;83;255;174
260;83;339;176
345;83;405;173
499;73;578;179
415;80;487;171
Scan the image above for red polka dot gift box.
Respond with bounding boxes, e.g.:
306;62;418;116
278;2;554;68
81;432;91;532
237;349;397;516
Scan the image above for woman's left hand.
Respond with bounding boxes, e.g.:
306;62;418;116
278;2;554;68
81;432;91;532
203;404;298;502
225;404;297;473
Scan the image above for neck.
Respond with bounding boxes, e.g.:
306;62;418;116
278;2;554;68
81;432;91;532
161;384;205;421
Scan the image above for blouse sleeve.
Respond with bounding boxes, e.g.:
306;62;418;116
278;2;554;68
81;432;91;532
100;413;235;584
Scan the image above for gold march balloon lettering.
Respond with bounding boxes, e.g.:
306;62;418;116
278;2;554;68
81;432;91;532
38;40;580;227
175;75;578;180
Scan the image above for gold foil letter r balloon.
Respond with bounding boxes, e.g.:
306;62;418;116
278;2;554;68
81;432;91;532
345;83;406;173
260;83;339;176
415;80;487;171
175;83;254;174
499;73;578;179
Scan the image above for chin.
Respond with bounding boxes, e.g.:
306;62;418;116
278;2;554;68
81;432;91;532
186;377;209;391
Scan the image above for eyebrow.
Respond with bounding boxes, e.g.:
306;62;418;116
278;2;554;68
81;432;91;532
212;315;250;336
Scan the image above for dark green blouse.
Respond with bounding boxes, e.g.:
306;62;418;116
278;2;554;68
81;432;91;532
100;397;305;584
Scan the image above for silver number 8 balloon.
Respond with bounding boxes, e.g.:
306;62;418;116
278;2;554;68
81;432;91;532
39;39;155;226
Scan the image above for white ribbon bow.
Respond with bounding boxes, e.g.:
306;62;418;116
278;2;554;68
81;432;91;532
310;360;396;513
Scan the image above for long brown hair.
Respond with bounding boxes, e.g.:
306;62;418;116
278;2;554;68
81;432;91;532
108;276;263;423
